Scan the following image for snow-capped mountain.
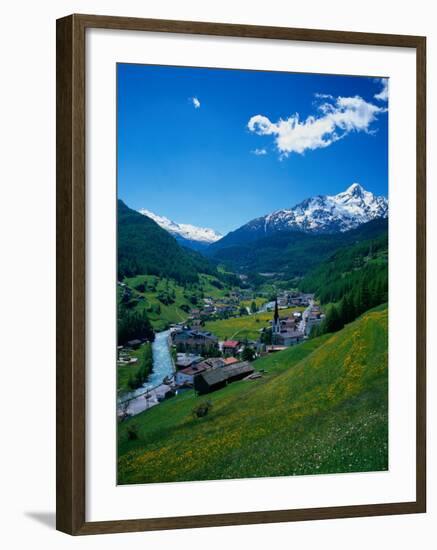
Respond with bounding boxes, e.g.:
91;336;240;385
138;209;222;250
259;183;388;234
210;183;387;250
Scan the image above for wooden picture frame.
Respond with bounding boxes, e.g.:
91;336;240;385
56;13;426;535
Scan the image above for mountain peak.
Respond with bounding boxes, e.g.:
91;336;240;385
344;182;365;196
138;208;222;244
213;183;388;248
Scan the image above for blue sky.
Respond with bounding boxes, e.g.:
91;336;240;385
117;64;388;235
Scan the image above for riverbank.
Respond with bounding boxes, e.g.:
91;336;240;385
118;308;388;484
117;329;176;418
117;342;153;393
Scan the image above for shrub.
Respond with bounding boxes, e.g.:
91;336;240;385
192;401;213;418
127;424;139;441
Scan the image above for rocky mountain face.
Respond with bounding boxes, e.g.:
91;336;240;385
210;183;388;251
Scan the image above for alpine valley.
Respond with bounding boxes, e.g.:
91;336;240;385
117;66;389;487
118;183;389;483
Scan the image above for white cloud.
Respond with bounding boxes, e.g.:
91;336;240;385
247;95;386;157
314;93;334;100
190;96;201;109
374;78;389;101
251;148;267;156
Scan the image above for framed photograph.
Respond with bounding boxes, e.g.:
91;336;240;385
56;14;426;535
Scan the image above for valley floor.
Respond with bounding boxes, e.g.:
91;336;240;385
117;306;388;484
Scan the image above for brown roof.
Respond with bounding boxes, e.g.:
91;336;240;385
224;357;239;365
198;362;254;386
222;362;254;380
180;364;208;376
205;357;226;368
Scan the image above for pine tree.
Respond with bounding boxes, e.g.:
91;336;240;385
324;304;343;333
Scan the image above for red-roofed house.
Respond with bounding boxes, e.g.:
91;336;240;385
222;340;240;356
224;357;239;365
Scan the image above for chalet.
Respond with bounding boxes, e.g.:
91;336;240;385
223;361;255;383
194;361;255;395
222;340;240;356
172;329;219;354
204;357;226;369
175;362;209;386
194;367;227;394
175;353;203;369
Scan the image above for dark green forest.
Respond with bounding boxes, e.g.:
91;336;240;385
300;232;388;336
208;218;388;278
117;300;155;345
118;200;217;284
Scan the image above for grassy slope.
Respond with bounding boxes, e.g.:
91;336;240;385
203;307;303;341
123;274;233;331
240;297;267;310
118;306;388;484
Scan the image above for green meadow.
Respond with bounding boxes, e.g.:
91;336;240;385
118;305;388;484
203;306;303;341
122;273;233;331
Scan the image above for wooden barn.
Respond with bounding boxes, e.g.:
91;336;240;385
194;361;255;395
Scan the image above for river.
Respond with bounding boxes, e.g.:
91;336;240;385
117;329;175;416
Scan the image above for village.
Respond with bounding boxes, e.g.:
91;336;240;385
117;290;324;419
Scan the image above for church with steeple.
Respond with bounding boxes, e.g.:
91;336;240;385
271;297;305;346
272;298;281;336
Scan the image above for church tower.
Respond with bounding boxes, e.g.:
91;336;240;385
273;298;280;334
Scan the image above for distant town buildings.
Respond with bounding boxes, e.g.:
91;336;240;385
302;303;324;336
271;299;305;346
171;328;219;354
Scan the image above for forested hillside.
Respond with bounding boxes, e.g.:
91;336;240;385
300;229;388;335
118;200;217;283
208;218;388;278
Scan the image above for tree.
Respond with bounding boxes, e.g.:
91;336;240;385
324;304;343;333
339;293;355;325
260;328;272;345
250;301;257;314
241;347;256;362
117;304;154;345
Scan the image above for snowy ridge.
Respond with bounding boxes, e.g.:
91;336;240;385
138;209;222;243
247;183;388;235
